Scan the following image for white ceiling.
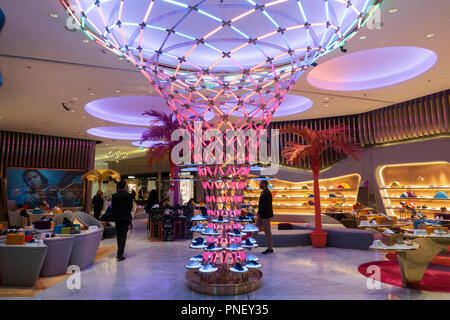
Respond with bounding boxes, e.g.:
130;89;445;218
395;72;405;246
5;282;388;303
0;0;449;161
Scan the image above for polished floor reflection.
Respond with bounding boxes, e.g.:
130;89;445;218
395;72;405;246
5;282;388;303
21;218;450;300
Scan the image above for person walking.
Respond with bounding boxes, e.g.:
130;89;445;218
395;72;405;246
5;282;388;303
146;189;159;211
112;181;133;261
92;191;104;220
256;180;274;254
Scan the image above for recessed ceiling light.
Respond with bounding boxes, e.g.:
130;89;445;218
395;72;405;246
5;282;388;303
389;8;398;14
82;39;89;43
115;90;121;93
323;97;329;101
359;35;367;40
323;104;329;107
49;12;58;18
426;33;434;38
72;98;78;101
82;116;86;119
89;92;95;96
118;57;124;60
71;110;75;113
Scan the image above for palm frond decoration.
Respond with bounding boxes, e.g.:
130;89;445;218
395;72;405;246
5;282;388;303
82;169;121;192
140;109;191;204
280;125;362;234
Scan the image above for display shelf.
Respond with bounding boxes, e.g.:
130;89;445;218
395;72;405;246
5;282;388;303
383;197;450;201
376;162;450;219
242;173;361;216
380;187;450;190
387;207;447;213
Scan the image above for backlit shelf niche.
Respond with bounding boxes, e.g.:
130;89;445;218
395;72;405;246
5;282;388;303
243;173;361;215
376;161;450;219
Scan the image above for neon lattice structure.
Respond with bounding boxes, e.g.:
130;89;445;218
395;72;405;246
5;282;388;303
62;0;381;132
199;165;249;216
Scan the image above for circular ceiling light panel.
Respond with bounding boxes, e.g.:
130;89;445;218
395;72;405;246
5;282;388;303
87;126;147;140
62;0;379;131
307;47;437;91
272;95;313;118
222;94;313;119
131;140;165;148
85;96;214;126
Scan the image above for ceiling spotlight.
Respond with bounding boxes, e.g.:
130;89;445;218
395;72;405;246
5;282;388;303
61;103;71;111
115;90;121;93
340;47;347;53
89;92;95;96
323;97;329;100
389;8;398;14
72;98;78;101
49;12;58;18
359;35;367;40
82;39;89;43
426;33;434;38
324;104;329;107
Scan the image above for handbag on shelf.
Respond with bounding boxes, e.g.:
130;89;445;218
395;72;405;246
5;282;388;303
381;232;403;246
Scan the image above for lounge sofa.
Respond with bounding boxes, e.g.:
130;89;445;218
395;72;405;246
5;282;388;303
0;243;47;286
40;237;74;277
255;228;311;247
68;229;103;270
311;226;373;250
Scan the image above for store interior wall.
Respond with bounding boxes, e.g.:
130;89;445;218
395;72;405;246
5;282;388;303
272;136;450;212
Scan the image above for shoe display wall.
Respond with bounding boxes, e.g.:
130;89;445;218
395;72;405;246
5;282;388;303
242;173;361;217
376;162;450;221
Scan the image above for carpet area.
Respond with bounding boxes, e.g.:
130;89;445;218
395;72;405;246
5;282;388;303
0;245;117;297
358;260;450;293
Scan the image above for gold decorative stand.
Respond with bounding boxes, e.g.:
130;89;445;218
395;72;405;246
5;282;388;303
397;236;450;288
186;268;263;296
371;237;450;289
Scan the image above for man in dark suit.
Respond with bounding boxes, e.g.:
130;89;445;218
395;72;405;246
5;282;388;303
256;180;274;254
112;181;133;261
92;191;104;220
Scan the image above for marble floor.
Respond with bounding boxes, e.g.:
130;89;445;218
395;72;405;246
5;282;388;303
10;218;450;300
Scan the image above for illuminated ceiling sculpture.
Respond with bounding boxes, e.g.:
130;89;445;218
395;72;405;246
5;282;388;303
62;0;381;131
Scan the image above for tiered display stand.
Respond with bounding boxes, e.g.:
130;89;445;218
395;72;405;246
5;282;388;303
185;165;263;296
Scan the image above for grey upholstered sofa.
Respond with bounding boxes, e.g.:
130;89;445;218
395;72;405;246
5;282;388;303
68;229;103;270
321;227;374;250
75;212;104;230
255;228;311;247
0;243;47;286
40;237;74;277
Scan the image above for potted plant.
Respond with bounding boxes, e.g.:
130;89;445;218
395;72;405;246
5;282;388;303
141;110;186;205
281;125;362;247
81;169;121;192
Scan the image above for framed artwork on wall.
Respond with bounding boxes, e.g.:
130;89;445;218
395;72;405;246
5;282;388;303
6;167;85;209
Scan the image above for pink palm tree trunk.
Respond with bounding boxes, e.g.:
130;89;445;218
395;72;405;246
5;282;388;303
312;162;322;233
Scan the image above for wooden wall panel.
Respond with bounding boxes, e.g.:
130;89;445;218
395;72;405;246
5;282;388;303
271;89;449;170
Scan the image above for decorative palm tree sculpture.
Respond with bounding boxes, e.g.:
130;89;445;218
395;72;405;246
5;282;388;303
281;125;362;247
81;169;121;193
141;110;186;204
